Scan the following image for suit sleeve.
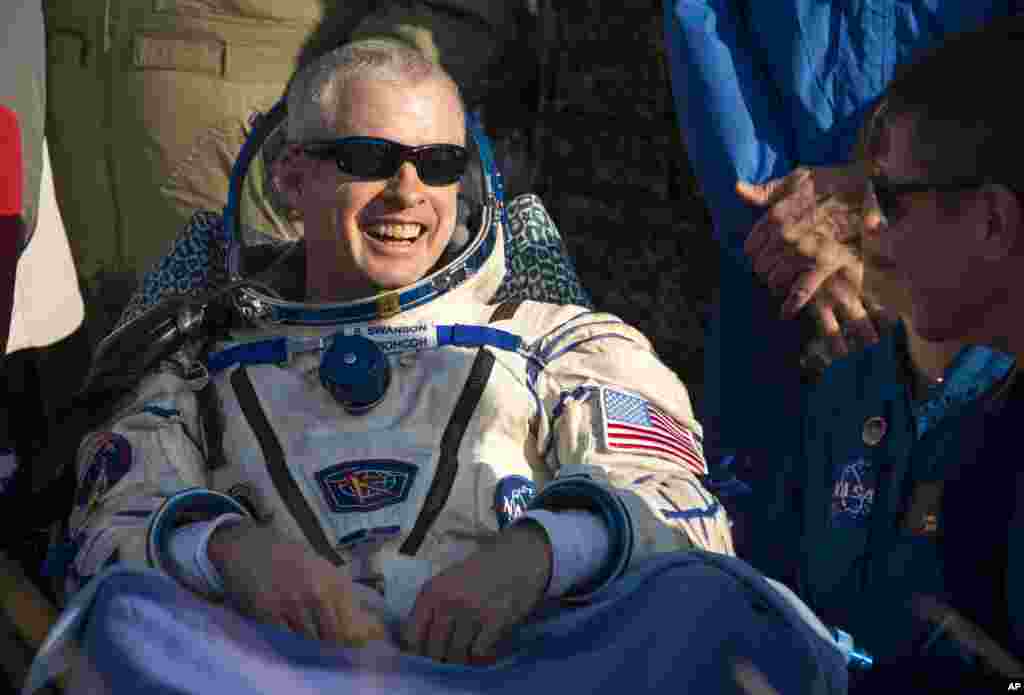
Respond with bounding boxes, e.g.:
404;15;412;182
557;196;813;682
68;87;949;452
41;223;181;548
526;305;734;600
663;0;794;266
62;360;249;598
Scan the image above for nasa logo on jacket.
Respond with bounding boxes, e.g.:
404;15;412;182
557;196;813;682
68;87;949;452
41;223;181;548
831;457;876;527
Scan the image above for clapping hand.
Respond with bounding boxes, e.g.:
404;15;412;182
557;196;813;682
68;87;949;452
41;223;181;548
738;164;883;359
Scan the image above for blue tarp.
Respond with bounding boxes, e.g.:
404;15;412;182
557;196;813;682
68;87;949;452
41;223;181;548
26;552;847;695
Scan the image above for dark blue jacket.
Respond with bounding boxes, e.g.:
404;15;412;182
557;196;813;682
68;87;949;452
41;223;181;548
662;1;1017;460
742;323;1020;684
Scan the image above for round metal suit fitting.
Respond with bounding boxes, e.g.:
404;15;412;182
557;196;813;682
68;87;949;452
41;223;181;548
175;304;206;338
319;335;392;415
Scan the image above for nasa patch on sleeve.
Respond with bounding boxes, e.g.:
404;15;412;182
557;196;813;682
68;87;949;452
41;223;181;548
76;433;134;512
494;475;537;529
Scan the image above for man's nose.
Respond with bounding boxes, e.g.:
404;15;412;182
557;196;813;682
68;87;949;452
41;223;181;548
386;161;427;207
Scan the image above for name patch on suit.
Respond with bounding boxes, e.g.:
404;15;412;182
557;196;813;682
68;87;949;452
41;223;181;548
316;460;418;513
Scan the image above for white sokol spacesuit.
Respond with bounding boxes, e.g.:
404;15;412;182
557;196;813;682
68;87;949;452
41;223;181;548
62;114;733;626
20;112;860;695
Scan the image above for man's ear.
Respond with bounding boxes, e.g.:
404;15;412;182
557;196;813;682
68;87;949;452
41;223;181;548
271;143;312;210
979;184;1024;260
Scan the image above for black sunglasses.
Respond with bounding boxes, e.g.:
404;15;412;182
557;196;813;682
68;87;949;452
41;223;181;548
869;175;989;224
302;137;468;186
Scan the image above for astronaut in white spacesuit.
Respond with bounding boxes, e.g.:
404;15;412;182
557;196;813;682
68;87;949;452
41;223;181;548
64;39;739;668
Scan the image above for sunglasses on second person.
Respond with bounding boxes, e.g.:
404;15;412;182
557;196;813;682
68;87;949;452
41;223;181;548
302;137;468;187
869;176;992;226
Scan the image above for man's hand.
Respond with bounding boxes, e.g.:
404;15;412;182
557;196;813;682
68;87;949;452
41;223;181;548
738;165;881;358
207;521;387;645
401;521;553;665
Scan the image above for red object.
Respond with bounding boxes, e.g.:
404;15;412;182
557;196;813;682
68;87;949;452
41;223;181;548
0;104;23;355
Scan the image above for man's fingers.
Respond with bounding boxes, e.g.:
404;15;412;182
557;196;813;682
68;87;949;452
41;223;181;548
750;216;815;280
446;618;482;665
764;244;823;293
317;599;348;644
472;623;504;664
323;588;387;646
339;588;389;645
745;210;792;259
736;176;795;207
401;599;434;656
306;578;349;644
827;275;881;347
781;264;833;318
741;173;805;258
779;230;864;317
843;312;881;350
283;605;320;641
745;196;820;261
751;241;785;282
810;300;849;359
426;614;455;662
744;215;771;259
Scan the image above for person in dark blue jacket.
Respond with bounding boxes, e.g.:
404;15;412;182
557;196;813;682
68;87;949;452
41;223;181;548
861;17;1024;683
663;1;1019;478
739;16;1024;688
741;271;1016;685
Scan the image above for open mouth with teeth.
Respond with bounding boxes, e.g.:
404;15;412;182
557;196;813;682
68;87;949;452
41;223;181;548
363;223;426;245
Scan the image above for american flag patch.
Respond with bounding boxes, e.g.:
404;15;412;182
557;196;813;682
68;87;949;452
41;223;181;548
598;388;708;476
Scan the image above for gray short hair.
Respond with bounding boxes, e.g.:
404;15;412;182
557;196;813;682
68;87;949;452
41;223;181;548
286;39;464;143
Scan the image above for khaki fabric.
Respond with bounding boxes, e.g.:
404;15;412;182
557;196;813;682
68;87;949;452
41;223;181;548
6;139;84;354
45;0;315;288
44;0;523;339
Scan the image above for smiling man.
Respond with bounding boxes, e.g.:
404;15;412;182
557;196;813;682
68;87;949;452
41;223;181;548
58;38;736;661
278;51;468;302
37;40;860;695
863;14;1024;682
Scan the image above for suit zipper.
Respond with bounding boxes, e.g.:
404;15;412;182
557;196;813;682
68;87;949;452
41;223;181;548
399;301;520;556
231;366;345;565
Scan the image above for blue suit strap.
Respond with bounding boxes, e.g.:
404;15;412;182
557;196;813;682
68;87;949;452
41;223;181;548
207;337;288;374
436;324;522;352
206;324;525;374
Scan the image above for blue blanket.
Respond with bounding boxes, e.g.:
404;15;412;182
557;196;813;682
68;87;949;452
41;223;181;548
26;552;847;695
